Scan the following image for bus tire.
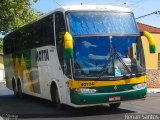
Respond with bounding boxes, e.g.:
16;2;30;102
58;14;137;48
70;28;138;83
51;83;62;109
109;102;121;109
12;79;18;97
55;88;62;109
17;80;23;99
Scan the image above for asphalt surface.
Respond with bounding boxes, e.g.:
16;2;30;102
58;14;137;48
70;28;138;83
0;82;160;120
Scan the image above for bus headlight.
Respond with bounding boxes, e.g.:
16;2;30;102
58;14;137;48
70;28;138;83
78;88;97;94
133;83;146;90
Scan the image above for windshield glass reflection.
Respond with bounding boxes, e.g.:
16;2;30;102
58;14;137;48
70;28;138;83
73;36;145;79
67;12;139;35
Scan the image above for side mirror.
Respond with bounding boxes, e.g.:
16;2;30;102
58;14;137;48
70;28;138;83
64;32;73;59
140;31;156;53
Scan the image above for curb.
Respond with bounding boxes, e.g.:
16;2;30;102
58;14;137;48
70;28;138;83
147;88;160;93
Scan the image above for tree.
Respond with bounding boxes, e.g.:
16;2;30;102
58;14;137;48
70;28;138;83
0;0;41;35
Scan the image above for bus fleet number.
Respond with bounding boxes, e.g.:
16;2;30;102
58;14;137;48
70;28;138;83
81;82;95;87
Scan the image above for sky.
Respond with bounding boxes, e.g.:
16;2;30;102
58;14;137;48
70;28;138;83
31;0;160;28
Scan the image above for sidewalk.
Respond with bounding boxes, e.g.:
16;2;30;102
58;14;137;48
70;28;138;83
0;80;6;86
147;88;160;93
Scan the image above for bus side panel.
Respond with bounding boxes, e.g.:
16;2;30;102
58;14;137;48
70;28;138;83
48;47;69;104
21;46;53;99
35;46;53;100
4;46;69;104
3;54;15;90
35;46;69;103
18;49;39;96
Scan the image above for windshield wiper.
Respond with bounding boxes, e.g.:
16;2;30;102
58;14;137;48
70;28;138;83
114;51;132;74
135;72;145;77
123;74;135;78
98;36;132;80
98;53;114;80
98;50;133;80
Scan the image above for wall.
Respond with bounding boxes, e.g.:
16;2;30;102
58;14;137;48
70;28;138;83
0;55;4;81
146;69;160;88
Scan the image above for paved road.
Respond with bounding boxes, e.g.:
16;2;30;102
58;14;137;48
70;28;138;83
0;83;160;120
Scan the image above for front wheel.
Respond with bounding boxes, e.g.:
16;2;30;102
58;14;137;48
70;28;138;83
109;102;121;109
17;82;23;99
55;89;63;109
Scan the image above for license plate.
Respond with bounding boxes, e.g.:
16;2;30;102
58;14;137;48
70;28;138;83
109;96;121;102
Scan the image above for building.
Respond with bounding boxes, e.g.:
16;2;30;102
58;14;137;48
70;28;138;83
0;53;4;81
138;22;160;88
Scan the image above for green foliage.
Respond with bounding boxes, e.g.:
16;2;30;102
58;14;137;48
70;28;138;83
0;39;3;53
0;0;42;35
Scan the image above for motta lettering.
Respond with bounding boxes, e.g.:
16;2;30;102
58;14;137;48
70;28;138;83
36;49;49;62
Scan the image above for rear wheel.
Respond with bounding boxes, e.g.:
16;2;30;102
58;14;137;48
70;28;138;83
12;80;18;97
17;81;23;99
109;102;121;109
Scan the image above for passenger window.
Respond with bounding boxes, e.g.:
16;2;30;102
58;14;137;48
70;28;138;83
55;12;66;72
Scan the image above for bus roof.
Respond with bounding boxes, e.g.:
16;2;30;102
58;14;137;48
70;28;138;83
54;5;132;12
37;5;132;23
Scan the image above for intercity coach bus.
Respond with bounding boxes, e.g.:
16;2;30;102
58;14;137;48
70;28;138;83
3;5;156;109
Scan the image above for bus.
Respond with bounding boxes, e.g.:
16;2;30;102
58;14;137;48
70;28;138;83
3;5;156;109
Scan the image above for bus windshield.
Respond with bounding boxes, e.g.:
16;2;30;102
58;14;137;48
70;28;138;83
66;11;145;80
67;11;139;35
72;36;145;79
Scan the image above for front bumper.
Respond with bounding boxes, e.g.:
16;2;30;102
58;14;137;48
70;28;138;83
70;87;147;105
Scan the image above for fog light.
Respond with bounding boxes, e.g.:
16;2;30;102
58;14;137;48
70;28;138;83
77;88;97;94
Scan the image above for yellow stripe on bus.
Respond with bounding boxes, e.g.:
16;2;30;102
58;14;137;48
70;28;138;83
21;55;34;92
68;76;146;88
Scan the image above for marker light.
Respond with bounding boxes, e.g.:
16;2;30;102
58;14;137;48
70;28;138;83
64;32;73;59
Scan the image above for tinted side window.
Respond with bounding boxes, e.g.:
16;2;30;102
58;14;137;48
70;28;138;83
19;27;32;51
3;36;9;54
41;14;55;46
33;14;54;48
13;31;20;52
4;14;55;54
4;34;14;54
55;12;66;71
33;21;41;48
